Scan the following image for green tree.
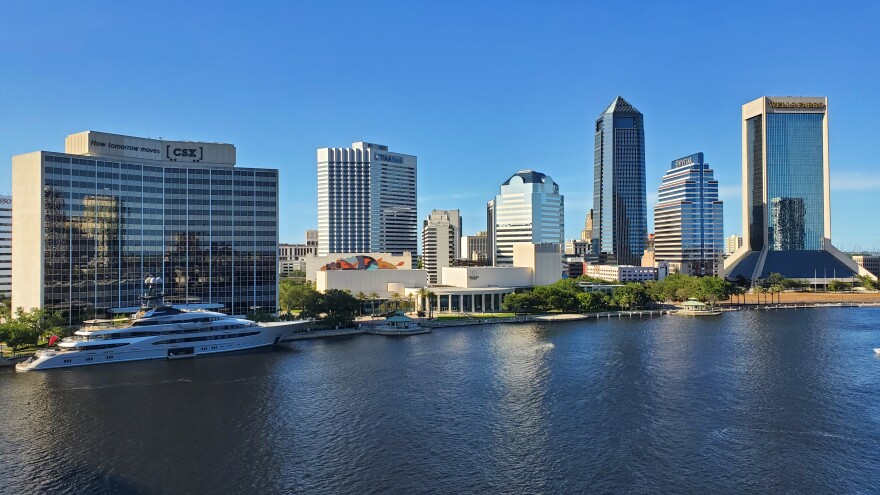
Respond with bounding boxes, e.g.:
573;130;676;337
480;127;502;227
764;272;786;287
14;307;65;340
752;286;766;304
532;279;582;312
301;289;360;328
355;292;367;315
426;290;437;319
501;292;544;313
694;276;731;305
368;292;379;315
612;283;650;310
577;292;608;312
857;274;878;291
827;280;846;292
770;284;784;304
0;321;41;352
246;309;276;322
0;294;11;322
390;292;402;312
279;280;319;313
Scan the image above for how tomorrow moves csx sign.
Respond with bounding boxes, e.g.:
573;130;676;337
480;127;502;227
67;131;236;166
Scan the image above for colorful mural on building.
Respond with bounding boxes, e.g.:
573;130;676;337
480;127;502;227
319;255;404;271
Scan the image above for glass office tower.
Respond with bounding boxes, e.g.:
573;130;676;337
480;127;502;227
12;131;278;323
725;97;869;283
654;153;724;276
490;170;564;266
592;96;647;266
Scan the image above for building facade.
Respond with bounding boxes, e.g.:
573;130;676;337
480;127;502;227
852;255;880;278
316;142;417;257
585;264;657;283
486;200;496;266
422;209;462;284
654;152;724;276
490;170;564;266
723;97;873;282
461;231;488;261
279;243;316;277
592;96;647;266
12;131;278;323
0;195;10;297
725;235;743;256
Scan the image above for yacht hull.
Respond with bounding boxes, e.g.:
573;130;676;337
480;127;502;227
16;326;289;372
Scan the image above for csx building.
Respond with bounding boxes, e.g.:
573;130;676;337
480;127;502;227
12;131;279;323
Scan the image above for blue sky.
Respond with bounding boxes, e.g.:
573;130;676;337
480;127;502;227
2;0;879;250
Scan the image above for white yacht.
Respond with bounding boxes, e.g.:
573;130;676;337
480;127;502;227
16;278;294;372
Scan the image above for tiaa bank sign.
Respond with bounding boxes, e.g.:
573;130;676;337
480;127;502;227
374;152;404;164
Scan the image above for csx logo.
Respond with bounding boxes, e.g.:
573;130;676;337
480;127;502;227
174;148;197;157
166;145;203;161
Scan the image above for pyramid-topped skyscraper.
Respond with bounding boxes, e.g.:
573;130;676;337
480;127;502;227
592;96;647;266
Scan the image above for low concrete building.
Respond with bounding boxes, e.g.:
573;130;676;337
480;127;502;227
316;269;427;298
586;264;657;283
441;266;533;288
406;286;510;314
513;242;562;286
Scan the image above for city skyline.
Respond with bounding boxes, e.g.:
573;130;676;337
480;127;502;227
1;1;879;250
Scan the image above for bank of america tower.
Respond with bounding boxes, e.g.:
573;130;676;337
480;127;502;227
592;96;647;266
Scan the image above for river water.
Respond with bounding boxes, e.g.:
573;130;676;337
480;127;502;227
1;308;879;494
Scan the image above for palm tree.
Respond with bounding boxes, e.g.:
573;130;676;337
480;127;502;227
770;284;783;305
426;290;437;319
752;286;765;306
416;287;429;315
368;292;379;315
355;292;367;315
390;292;402;312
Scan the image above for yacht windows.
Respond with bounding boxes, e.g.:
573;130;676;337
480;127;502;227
152;331;260;345
70;343;130;351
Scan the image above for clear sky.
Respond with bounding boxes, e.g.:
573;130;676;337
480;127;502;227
2;0;878;251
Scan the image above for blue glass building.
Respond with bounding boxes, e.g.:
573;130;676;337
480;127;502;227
592;96;647;266
725;97;869;283
654;153;724;276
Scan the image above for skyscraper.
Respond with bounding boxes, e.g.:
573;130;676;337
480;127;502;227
317;142;417;257
654;153;724;276
724;96;874;282
592;96;647;266
0;195;10;297
490;170;564;266
422;209;462;284
12;131;278;322
486;200;495;266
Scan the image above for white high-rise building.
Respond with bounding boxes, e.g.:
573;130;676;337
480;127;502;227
725;235;743;256
0;195;10;297
491;170;564;266
317;142;417;257
422;209;461;284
